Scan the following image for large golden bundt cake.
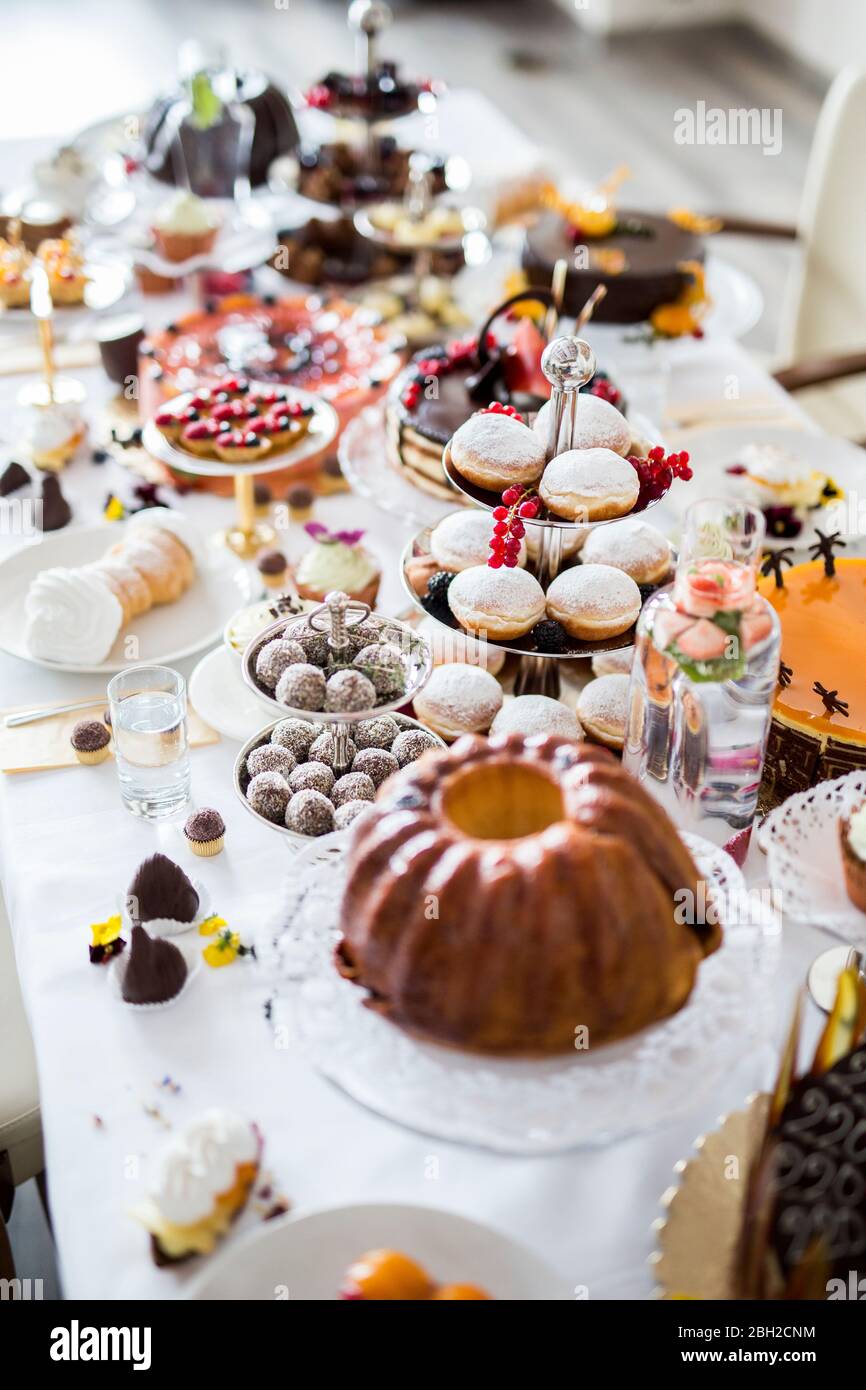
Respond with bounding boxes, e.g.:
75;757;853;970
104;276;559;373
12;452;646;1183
335;733;721;1056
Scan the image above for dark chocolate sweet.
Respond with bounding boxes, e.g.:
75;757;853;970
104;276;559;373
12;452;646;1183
184;808;225;843
522;208;704;324
127;853;199;927
71;719;110;752
286;484;314;510
257;549;287;576
253;482;273;508
39;475;72;531
0;460;30;497
121;924;188;1006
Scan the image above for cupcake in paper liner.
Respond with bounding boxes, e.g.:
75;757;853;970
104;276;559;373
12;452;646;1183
133;1110;263;1266
121;852;213;938
109;925;200;1011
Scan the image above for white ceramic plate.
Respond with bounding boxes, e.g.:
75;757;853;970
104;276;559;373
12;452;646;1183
703;256;764;340
651;423;866;547
0;522;260;674
185;1202;569;1301
189;644;272;743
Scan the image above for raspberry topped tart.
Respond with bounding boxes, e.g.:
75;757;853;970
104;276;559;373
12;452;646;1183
336;733;720;1055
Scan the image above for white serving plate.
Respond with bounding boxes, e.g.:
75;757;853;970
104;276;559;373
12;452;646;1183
651;423;866;548
0;522;260;674
189;644;272;743
185;1202;569;1301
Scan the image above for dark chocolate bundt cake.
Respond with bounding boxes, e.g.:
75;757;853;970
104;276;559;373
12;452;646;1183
335;733;720;1055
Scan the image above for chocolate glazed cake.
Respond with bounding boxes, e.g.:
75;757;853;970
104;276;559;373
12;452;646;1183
522;209;704;323
768;1044;866;1292
385;289;624;500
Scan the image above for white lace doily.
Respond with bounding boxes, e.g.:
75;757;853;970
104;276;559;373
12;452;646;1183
757;769;866;943
255;833;780;1154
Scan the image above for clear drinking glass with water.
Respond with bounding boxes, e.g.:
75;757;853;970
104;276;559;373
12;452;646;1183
107;665;191;820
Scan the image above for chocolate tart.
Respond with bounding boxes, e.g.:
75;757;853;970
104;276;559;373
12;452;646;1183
758;557;866;813
522;209;704;324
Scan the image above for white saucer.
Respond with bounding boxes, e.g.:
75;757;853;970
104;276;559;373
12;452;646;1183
189;645;271;743
0;522;260;674
185;1202;569;1301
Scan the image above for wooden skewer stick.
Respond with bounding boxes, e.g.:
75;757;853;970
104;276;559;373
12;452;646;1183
544;257;569;341
575;284;607;334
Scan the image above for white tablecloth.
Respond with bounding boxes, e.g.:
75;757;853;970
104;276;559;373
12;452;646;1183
0;110;830;1301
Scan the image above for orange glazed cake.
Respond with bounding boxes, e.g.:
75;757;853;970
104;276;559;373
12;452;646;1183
758;555;866;811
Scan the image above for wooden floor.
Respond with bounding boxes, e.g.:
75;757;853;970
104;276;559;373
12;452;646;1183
2;0;826;353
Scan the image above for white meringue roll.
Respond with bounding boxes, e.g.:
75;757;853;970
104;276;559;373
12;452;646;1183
24;567;123;665
125;508;205;570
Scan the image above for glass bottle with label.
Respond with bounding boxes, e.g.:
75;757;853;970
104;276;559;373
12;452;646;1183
623;499;781;844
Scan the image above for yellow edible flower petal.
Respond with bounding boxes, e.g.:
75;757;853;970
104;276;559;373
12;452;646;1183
198;913;227;937
668;207;724;236
203;928;240;967
90;913;123;948
650;303;699;338
103;495;126;522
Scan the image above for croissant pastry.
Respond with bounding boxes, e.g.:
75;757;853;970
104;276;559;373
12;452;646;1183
24;512;202;666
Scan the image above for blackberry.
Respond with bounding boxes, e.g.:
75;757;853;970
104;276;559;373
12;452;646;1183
532;619;569;654
421;569;454;622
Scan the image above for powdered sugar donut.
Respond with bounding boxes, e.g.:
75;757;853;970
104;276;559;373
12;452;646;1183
534;395;631;457
413;662;503;740
416;616;506;676
447;564;546;640
490;695;582;741
577;674;630;750
581;517;671;585
450;412;545;491
539;448;639;522
591;645;634;677
546;563;641;639
430;509;526;572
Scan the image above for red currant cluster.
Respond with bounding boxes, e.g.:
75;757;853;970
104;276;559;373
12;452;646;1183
588;375;622;408
628;446;693;508
488;487;540;568
399;334;498;409
479;401;525;424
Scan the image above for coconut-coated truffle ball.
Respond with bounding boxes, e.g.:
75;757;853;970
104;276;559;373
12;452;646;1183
275;662;326;711
246;743;297;779
246;770;291;822
351;746;399;787
255;638;306;690
285;620;330;667
271;718;317;759
285;788;334;836
346;616;384;654
353;643;406;698
392;728;439;766
354;715;400;750
325;668;377;713
331;771;376;807
308;731;357;769
288;761;335;796
334;799;373;831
